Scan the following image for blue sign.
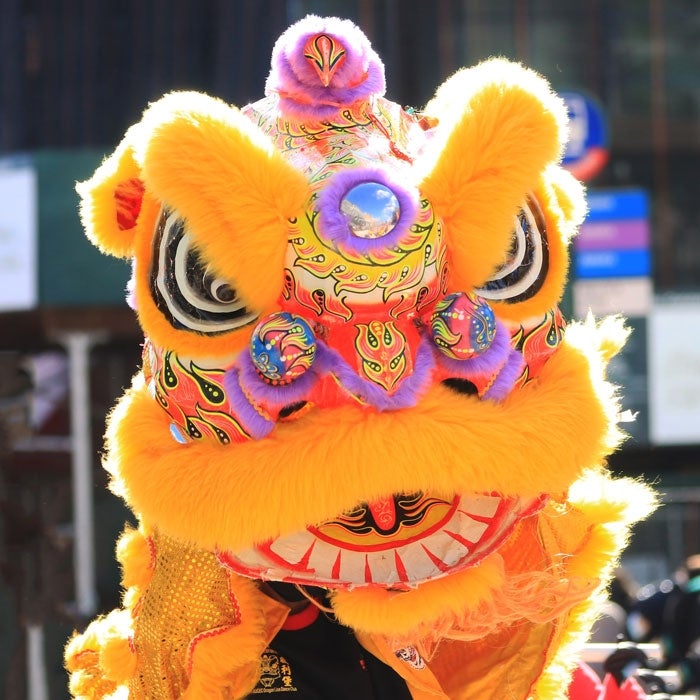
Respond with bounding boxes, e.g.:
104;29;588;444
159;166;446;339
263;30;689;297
574;188;651;280
575;249;651;279
585;189;649;222
561;91;609;181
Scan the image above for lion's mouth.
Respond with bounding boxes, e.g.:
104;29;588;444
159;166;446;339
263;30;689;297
217;492;546;590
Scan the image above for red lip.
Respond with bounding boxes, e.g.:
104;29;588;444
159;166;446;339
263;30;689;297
218;493;546;590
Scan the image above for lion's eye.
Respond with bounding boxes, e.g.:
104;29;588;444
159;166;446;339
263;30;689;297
150;208;258;334
476;195;549;304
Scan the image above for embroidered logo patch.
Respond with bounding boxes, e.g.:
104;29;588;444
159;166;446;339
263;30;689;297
250;648;298;693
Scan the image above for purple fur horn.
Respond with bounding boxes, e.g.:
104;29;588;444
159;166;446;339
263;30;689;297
265;14;386;120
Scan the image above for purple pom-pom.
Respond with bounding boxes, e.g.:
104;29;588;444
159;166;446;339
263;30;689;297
266;15;385;120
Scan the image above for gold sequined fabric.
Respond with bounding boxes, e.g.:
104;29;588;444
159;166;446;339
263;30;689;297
129;530;239;698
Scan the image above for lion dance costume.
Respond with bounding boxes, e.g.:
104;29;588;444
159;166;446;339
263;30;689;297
65;15;655;700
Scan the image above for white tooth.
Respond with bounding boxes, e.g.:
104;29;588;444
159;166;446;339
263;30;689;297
428;529;471;568
392;540;446;581
269;530;317;570
222;547;269;572
304;538;347;580
364;551;402;584
459;493;501;518
452;508;490;544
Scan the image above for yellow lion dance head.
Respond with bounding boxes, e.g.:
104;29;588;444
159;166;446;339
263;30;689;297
66;14;654;700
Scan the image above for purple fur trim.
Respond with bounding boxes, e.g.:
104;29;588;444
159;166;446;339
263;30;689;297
316;167;419;255
433;319;513;378
236;347;320;410
222;366;276;440
482;348;526;402
266;15;385;120
316;337;435;411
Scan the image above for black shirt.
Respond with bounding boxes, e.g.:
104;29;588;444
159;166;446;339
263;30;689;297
245;585;413;699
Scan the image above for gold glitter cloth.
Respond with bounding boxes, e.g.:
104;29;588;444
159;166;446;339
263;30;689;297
129;530;241;698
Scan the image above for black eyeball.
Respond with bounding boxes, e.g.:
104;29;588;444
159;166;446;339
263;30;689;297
476;195;549;304
150;208;258;334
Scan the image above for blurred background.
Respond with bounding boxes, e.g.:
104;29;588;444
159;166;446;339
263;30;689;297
0;0;699;697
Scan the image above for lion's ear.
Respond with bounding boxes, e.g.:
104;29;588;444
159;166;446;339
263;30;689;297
76;126;145;258
136;91;310;316
544;164;588;239
416;58;568;292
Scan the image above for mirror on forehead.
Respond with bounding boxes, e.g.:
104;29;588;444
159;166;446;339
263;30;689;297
340;182;401;239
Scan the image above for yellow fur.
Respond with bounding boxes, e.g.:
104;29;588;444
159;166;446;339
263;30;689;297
418;58;568;290
76;126;143;258
115;526;152;590
65;609;134;698
333;555;507;641
98;612;137;684
532;476;655;698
